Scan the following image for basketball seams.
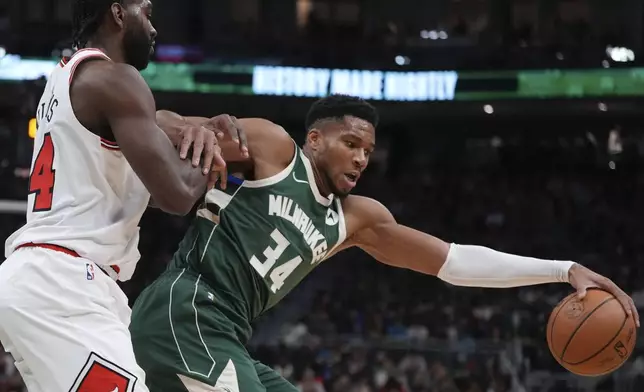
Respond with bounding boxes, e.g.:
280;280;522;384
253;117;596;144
548;291;636;376
547;293;578;360
559;297;615;361
564;309;627;365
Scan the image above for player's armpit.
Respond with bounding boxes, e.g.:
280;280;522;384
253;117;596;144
343;196;450;276
83;63;206;215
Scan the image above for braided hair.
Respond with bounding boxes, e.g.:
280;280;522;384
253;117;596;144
72;0;127;49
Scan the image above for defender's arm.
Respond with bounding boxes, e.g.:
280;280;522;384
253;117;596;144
79;62;207;215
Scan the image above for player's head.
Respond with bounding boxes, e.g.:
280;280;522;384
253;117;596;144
304;95;378;198
72;0;157;70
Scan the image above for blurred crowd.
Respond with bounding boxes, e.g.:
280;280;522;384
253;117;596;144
234;0;630;70
2;0;638;70
3;129;644;391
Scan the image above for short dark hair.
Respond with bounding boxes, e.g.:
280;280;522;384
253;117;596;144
72;0;130;49
305;95;379;130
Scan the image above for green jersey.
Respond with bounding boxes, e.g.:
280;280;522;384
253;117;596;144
169;144;346;324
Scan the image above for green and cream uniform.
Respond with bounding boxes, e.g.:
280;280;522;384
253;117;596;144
130;144;347;392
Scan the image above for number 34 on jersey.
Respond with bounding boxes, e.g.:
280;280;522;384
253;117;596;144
248;194;335;293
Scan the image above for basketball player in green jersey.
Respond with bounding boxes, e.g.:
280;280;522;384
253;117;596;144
130;95;638;392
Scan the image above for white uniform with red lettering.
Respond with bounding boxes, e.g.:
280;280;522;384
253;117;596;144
0;49;151;392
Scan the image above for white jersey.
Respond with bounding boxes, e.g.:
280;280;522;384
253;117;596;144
4;48;150;281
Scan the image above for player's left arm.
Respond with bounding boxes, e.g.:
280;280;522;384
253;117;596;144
342;195;639;325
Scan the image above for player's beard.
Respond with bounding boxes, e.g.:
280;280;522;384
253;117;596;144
326;171;351;199
123;24;153;71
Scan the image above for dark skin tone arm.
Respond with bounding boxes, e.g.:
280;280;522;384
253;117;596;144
156;111;294;183
157;110;640;326
71;60;207;215
336;195;640;326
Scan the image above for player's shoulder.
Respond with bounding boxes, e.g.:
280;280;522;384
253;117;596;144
342;195;394;232
74;61;146;95
73;61;152;114
237;118;294;165
343;195;389;215
237;118;290;141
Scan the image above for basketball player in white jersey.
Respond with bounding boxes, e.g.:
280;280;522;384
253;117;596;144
0;0;247;391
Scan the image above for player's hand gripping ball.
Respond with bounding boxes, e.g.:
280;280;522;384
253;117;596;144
547;289;637;376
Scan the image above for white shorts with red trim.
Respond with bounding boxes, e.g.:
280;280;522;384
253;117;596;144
0;246;149;392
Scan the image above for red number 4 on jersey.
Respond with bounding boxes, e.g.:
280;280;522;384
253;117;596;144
28;133;56;212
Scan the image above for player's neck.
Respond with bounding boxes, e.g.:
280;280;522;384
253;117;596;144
84;37;126;64
302;146;332;198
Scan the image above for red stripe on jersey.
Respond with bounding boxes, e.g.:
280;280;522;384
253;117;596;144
16;242;80;258
101;145;120;151
100;138;120;151
17;243;121;278
100;137;118;147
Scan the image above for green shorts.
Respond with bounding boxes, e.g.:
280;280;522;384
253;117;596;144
130;269;298;392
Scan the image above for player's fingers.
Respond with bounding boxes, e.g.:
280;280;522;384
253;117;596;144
231;116;249;158
209;114;230;140
576;286;588;300
219;165;228;190
213;145;226;169
211;146;227;189
200;117;222;138
605;280;635;320
201;130;216;174
179;126;194;159
192;127;206;167
617;295;633;317
628;297;640;327
207;172;219;191
223;115;239;144
613;290;635;319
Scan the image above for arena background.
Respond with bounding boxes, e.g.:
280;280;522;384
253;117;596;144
2;0;644;391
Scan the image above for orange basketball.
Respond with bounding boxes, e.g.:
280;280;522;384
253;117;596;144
547;289;637;376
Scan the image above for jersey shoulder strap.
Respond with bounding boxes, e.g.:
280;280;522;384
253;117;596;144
61;48;112;85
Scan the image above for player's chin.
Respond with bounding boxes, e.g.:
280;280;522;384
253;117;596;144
333;182;354;198
134;58;151;71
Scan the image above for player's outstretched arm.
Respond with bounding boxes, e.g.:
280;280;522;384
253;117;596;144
79;62;207;215
342;195;639;325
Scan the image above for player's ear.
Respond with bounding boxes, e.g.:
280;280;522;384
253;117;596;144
110;3;126;29
307;129;322;151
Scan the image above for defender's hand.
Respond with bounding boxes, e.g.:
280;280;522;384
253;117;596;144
205;114;248;157
176;114;248;190
201;114;248;190
177;124;220;174
569;263;639;327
